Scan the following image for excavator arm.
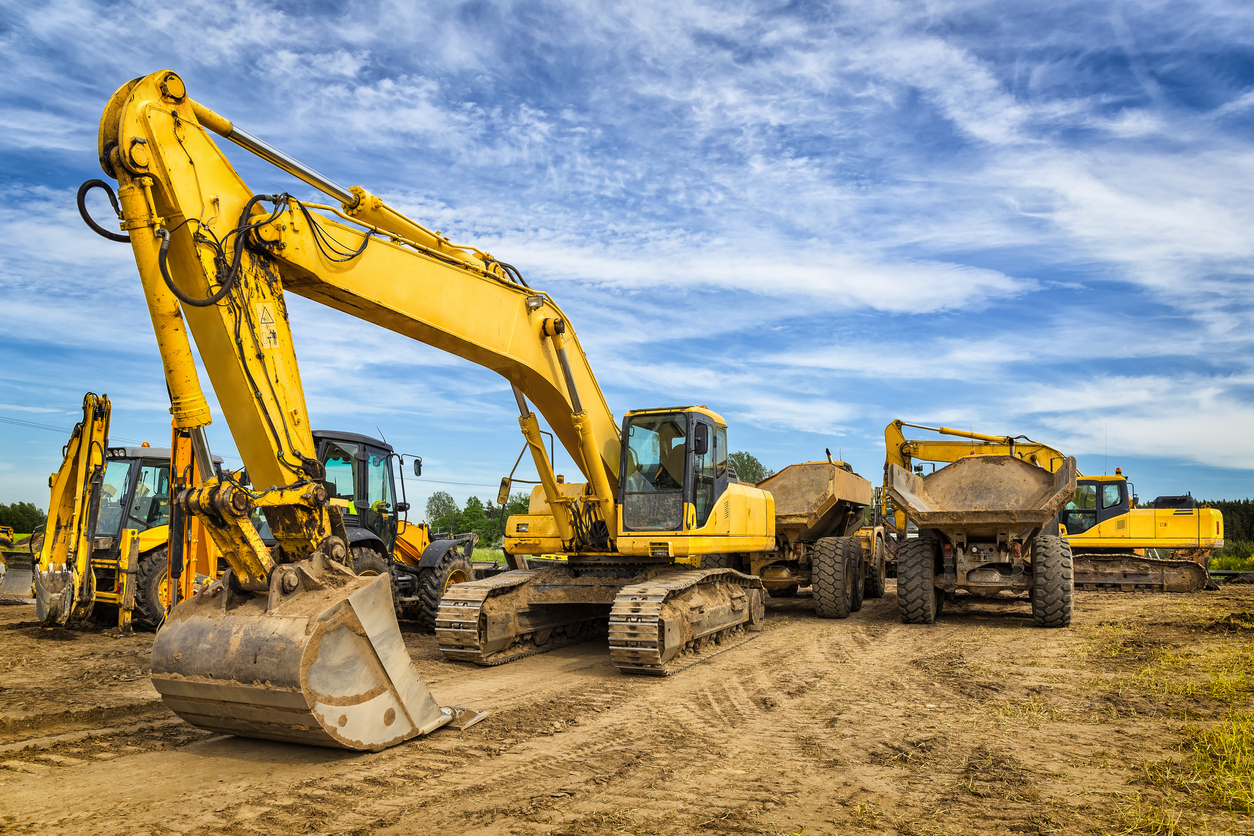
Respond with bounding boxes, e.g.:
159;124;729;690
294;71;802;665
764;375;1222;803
96;71;619;566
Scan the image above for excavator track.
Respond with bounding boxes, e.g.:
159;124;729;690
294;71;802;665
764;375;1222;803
435;568;612;666
609;568;765;676
1074;553;1209;593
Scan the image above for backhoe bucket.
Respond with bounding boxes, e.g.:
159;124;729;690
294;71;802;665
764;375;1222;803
0;553;34;603
33;565;73;621
151;557;481;751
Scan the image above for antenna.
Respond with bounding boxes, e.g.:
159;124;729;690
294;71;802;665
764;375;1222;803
1104;423;1108;475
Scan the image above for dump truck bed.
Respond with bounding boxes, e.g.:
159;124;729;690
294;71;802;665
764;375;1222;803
887;455;1076;537
758;462;873;542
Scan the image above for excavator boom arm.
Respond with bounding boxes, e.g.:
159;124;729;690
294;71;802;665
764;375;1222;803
99;72;620;545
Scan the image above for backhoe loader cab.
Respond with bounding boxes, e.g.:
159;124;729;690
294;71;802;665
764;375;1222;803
312;430;409;557
305;429;483;627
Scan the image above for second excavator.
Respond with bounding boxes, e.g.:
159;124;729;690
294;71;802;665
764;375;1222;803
85;70;773;746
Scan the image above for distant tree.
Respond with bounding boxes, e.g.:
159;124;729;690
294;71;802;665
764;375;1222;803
0;502;46;533
728;452;774;484
425;491;458;525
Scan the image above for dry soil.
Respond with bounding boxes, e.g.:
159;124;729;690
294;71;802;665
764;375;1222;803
0;582;1251;835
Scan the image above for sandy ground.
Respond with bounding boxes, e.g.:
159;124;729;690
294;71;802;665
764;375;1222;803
0;581;1250;836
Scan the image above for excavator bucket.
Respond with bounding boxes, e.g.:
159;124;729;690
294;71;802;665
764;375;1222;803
0;552;34;603
151;556;486;751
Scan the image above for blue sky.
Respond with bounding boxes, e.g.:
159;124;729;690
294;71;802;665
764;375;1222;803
1;0;1252;520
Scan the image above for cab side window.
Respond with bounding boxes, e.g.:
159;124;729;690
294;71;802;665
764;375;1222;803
1101;484;1122;510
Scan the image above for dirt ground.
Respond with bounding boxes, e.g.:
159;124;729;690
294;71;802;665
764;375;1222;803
0;582;1251;836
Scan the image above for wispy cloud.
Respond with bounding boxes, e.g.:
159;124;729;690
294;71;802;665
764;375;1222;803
1;0;1253;507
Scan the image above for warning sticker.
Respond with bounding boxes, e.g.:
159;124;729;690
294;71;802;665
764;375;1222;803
255;302;280;349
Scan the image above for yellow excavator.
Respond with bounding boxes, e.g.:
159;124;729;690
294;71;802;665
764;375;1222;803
885;421;1220;594
33;392;223;631
84;70;772;749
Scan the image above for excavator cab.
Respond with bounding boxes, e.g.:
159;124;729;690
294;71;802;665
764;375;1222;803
619;408;730;532
1059;476;1130;536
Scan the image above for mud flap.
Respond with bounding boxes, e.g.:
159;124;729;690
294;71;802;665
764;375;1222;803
152;559;483;751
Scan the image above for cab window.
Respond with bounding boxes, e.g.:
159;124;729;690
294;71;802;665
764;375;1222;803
360;453;396;540
127;462;171;530
714;427;728;479
321;441;359;513
97;459;135;537
693;423;715;527
622;414;685;531
1062;484;1098;534
1101;484;1123;510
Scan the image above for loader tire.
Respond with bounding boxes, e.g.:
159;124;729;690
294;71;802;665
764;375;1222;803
0;535;11;549
134;547;170;630
813;536;858;619
864;537;887;600
415;551;475;632
701;553;743;572
768;584;799;598
1031;535;1073;628
351;547;392;579
897;537;940;625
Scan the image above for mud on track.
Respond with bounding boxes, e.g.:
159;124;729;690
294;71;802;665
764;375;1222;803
1;583;1251;835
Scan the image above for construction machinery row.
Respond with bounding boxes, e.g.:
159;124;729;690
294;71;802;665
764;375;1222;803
14;68;1216;753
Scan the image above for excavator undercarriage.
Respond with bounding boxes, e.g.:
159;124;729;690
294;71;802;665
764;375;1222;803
1072;552;1210;593
435;564;765;675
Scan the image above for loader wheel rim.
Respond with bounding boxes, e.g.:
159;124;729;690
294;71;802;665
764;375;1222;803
444;568;471;592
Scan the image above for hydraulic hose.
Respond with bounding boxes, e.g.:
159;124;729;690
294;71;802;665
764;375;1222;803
76;180;130;243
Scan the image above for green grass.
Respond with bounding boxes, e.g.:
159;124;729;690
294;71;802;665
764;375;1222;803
474;547;506;563
1142;713;1254;814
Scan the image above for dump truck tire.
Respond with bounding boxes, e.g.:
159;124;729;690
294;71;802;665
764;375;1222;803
768;585;798;598
865;537;886;600
416;551;475;631
351;547;392;579
898;537;940;624
850;547;865;613
813;536;857;619
1031;535;1073;628
133;547;170;630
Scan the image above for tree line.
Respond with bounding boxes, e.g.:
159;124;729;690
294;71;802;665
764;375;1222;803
0;502;45;533
1204;498;1252;542
425;490;531;548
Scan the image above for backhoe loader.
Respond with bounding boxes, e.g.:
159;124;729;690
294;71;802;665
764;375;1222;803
884;421;1219;602
83;70;770;748
33;393;223;632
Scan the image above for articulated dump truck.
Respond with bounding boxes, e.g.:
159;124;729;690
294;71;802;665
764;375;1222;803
747;459;879;618
885;422;1078;628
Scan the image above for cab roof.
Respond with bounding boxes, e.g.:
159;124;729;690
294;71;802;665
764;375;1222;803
623;406;727;426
